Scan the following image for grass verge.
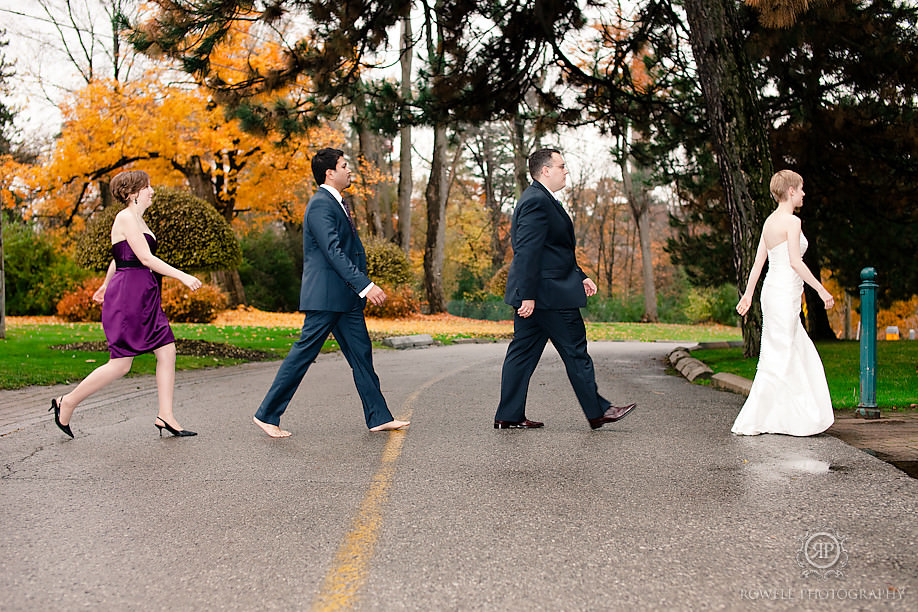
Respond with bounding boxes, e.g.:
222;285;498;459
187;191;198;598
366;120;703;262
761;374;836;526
1;316;741;390
694;341;918;411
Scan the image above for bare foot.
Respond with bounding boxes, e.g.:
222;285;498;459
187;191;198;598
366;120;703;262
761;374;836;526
253;416;291;438
369;419;410;432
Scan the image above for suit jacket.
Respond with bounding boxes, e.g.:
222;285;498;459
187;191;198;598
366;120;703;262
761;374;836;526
504;181;588;310
299;187;371;312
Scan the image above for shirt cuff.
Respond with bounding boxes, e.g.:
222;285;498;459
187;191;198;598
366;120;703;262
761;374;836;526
359;282;376;298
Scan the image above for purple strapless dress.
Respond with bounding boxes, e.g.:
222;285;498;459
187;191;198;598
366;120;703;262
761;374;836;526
101;234;175;358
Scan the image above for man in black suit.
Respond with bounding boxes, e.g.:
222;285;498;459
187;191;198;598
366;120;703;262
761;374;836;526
253;148;409;437
494;148;636;430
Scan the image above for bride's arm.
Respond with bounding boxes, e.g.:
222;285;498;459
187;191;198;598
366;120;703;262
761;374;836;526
786;218;835;309
736;234;768;316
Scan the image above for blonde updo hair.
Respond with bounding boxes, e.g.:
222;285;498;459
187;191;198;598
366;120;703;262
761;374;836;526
769;169;803;203
110;170;150;204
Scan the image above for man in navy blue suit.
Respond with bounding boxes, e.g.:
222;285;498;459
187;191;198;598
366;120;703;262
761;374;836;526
253;148;410;437
494;148;636;430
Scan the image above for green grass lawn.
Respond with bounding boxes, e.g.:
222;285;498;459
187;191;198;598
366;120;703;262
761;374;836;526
0;323;318;390
0;320;741;391
694;341;918;410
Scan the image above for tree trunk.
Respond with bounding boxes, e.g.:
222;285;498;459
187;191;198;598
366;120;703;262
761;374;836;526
99;180;114;210
684;0;774;357
635;205;658;322
209;269;246;308
423;124;448;313
510;113;530;196
397;15;413;255
357;125;384;238
179;156;219;208
620;133;659;322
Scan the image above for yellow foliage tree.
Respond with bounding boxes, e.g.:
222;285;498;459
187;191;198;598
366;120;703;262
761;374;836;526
25;18;374;231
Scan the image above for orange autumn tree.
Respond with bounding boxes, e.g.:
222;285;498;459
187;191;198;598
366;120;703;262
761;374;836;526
27;18;360;304
35;17;348;229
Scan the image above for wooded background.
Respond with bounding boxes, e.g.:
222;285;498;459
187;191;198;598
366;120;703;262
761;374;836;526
1;0;916;352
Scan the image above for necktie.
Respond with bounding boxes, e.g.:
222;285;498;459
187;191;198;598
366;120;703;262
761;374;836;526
341;197;357;235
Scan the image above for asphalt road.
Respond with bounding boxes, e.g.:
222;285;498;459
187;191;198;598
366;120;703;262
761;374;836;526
1;342;915;611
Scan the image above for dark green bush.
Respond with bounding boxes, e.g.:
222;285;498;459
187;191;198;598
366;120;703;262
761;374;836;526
76;188;242;272
447;296;514;321
684;284;739;325
364;237;412;287
582;295;645;323
3;217;91;315
238;226;302;312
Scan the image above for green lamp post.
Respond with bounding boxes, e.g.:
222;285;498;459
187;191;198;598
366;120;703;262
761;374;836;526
856;267;879;419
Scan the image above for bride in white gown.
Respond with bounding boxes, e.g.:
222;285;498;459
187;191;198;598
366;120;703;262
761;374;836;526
732;170;835;436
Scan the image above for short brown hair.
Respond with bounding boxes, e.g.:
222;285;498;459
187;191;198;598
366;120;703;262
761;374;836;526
769;169;802;202
110;170;150;204
528;148;561;180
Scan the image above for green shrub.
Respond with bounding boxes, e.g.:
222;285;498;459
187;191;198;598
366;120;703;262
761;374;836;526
161;278;229;323
56;277;104;322
447;296;514;321
365;285;420;319
684;284;739;325
364;237;412;287
76;188;242;272
3;217;91;315
582;295;646;323
238;226;302;312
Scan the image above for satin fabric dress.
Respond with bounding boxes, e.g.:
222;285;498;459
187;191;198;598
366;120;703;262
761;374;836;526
101;233;175;358
731;234;834;436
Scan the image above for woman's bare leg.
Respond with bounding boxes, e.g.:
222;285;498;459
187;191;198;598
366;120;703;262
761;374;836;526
58;357;134;425
152;343;183;429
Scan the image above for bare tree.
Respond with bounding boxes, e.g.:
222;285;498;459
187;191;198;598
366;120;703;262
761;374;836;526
397;13;414;256
618;129;658;322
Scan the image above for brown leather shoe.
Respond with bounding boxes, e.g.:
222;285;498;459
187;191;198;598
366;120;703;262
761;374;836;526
494;419;545;429
588;403;637;429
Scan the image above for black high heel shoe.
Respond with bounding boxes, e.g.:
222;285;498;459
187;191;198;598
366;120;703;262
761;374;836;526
50;397;74;439
155;417;197;437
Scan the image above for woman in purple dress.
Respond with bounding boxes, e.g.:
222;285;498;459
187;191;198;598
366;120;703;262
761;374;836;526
50;170;203;438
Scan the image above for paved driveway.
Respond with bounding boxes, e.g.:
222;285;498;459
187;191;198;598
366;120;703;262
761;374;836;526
1;342;915;610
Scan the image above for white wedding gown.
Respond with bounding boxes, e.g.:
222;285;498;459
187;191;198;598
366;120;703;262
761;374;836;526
731;234;834;436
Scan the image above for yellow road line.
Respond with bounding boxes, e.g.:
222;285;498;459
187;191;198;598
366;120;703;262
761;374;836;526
311;362;483;611
311;428;408;611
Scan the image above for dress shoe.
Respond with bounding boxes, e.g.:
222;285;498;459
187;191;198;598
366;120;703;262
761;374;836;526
49;397;74;439
588;403;637;430
494;419;544;429
155;417;197;437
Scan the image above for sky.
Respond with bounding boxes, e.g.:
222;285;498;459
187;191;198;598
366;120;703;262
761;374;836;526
1;0;119;140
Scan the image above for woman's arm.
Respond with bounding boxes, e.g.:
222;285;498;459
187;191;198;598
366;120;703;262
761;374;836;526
92;260;117;304
736;234;769;316
786;218;835;309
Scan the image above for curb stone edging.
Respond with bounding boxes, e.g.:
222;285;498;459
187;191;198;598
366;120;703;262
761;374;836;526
667;345;753;396
666;346;713;382
382;334;435;349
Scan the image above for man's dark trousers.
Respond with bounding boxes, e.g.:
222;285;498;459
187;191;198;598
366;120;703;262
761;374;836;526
254;304;394;429
496;308;612;423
